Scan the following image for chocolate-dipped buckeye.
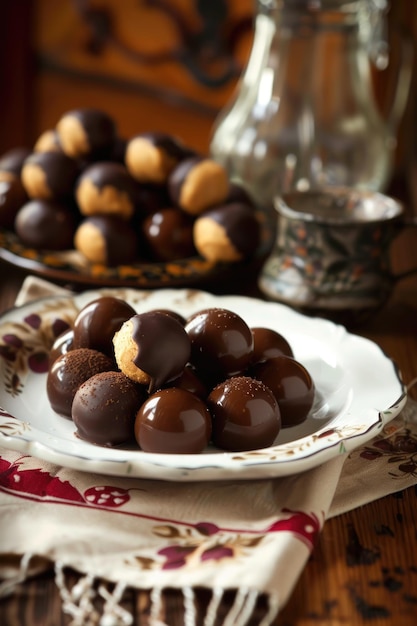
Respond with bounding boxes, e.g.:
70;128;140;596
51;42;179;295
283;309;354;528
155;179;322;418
226;182;255;207
72;296;136;358
185;307;253;383
142;208;196;261
251;356;315;426
47;348;114;418
168;156;229;215
0;173;28;229
74;215;139;265
56;108;116;160
193;202;260;262
15;199;77;250
75;161;137;219
113;311;191;392
33;129;62;153
251;327;293;365
49;328;74;368
73;371;145;446
133;182;171;217
0;147;31;177
135;387;211;454
125;132;192;184
21;151;78;200
207;376;281;451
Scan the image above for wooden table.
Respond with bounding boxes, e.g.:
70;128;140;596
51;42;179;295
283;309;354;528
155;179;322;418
0;219;417;625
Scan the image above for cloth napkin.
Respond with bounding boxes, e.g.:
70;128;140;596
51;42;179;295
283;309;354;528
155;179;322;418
0;276;417;626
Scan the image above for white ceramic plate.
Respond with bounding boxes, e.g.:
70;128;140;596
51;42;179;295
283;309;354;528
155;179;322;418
0;288;407;481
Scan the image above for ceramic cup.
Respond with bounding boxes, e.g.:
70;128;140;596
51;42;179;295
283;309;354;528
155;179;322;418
259;187;417;316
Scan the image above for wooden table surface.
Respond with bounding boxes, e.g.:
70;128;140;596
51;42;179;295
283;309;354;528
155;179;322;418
0;215;417;625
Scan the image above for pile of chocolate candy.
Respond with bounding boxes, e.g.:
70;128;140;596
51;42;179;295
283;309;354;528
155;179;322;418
0;108;260;266
46;296;315;454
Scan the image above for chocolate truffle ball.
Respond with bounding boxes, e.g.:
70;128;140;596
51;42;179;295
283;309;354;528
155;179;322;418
168;157;229;215
142;208;196;261
56;108;116;160
49;328;74;368
135;387;211;454
73;371;145;446
251;327;293;365
74;215;139;265
15;199;77;250
21;151;78;200
72;296;136;358
76;161;137;219
47;348;114;418
125;132;192;184
193;202;260;262
113;311;191;392
207;376;281;451
251;356;315;426
0;147;31;177
185;307;253;383
0;172;28;229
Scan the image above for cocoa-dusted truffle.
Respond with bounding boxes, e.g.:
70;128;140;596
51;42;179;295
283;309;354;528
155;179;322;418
21;151;78;200
135;387;211;454
74;215;139;265
168;156;229;215
185;307;253;383
142;208;196;261
75;161;137;219
56;108;116;160
73;370;145;446
193;202;260;262
47;348;114;418
15;199;77;250
251;356;315;426
0;172;28;229
113;310;191;392
251;327;293;364
207;376;281;451
72;296;136;358
125;132;192;184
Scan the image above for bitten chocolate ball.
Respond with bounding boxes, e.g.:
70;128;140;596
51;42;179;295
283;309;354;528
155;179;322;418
72;296;136;358
56;108;116;159
74;215;139;265
207;376;281;451
21;151;78;200
142;208;196;261
135;387;211;454
125;132;192;184
251;356;315;426
0;172;28;229
73;371;145;446
15;199;77;250
47;348;114;418
168;157;229;215
75;161;137;219
113;311;191;392
193;202;260;262
185;307;254;383
251;327;293;364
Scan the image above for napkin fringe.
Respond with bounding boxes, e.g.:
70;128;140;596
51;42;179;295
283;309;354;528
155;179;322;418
0;552;35;598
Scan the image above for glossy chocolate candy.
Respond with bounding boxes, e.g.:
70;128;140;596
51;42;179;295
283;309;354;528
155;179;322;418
251;356;315;426
207;376;281;451
15;199;77;250
142;207;196;261
251;327;293;364
135;387;211;454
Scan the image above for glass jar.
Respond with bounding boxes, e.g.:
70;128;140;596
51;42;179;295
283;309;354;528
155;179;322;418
210;0;412;208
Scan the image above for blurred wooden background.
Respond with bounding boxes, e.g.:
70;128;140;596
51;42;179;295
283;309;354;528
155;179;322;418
0;0;416;185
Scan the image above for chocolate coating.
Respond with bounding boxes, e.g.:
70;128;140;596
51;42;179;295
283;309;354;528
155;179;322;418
142;208;196;261
0;173;28;229
251;356;315;426
226;183;255;207
56;108;116;159
168;157;229;215
21;151;78;199
135;387;211;454
251;327;293;364
74;215;139;265
125;132;193;183
15;199;77;250
73;371;145;446
0;147;31;177
72;296;136;357
49;329;74;368
133;183;171;217
193;202;260;262
76;161;137;219
47;348;114;418
207;376;281;451
185;308;253;382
